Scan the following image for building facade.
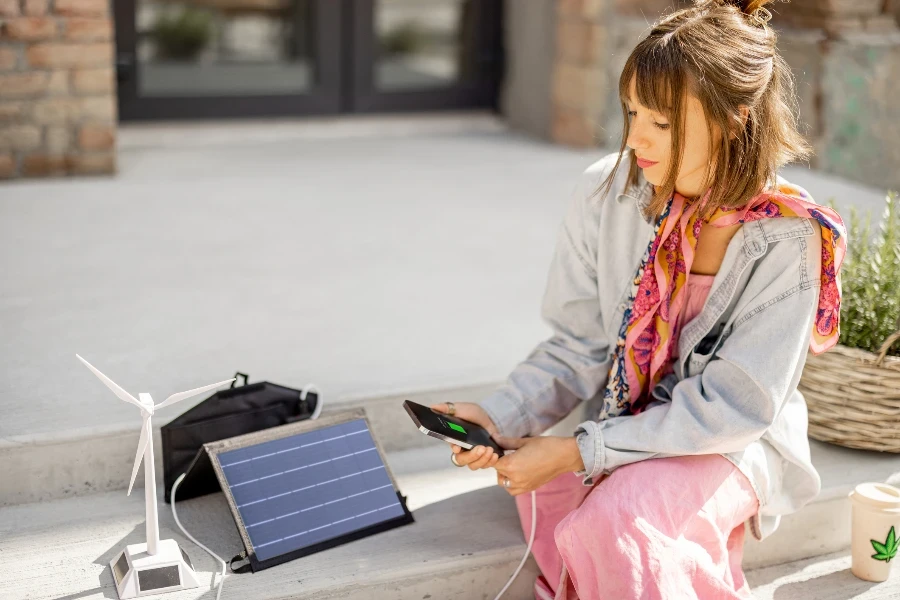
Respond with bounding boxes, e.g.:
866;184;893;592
1;0;899;192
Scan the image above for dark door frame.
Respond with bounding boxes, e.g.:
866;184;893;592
113;0;503;121
342;0;503;114
114;0;343;121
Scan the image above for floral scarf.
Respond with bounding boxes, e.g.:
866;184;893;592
599;182;846;420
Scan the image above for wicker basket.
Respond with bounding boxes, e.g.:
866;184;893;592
799;330;900;452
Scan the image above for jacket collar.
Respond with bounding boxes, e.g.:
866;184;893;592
616;169;815;254
616;167;655;223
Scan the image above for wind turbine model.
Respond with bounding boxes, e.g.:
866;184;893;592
76;354;234;599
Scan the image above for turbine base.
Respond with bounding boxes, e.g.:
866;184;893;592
109;538;200;599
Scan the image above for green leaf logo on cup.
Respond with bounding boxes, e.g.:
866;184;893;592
871;526;900;563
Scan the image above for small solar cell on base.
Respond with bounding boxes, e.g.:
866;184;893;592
109;539;200;598
177;407;414;572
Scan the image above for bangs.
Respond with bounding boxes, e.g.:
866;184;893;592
618;39;689;119
612;37;693;219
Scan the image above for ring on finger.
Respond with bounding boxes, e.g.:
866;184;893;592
447;401;456;416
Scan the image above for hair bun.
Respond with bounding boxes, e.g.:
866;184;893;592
740;0;774;12
708;0;774;25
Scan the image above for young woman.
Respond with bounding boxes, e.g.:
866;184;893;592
431;0;847;598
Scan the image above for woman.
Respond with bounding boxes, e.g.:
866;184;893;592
431;1;847;598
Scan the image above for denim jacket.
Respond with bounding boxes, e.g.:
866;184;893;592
480;152;823;541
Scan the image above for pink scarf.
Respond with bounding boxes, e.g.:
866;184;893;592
600;182;846;418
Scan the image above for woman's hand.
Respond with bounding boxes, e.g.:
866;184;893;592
494;436;587;496
430;402;503;471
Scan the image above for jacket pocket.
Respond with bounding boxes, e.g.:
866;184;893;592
686;324;730;377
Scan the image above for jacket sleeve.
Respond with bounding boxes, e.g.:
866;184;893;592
479;166;614;440
573;229;823;485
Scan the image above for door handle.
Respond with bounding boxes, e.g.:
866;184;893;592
116;52;135;84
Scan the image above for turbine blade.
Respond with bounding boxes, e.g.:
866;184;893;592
127;414;150;496
155;378;235;410
76;354;142;410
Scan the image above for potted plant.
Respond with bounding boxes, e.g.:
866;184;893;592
379;21;427;56
799;191;900;451
150;7;214;62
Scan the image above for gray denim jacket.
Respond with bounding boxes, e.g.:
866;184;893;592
480;152;823;541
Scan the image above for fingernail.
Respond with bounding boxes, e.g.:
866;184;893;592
476;447;484;455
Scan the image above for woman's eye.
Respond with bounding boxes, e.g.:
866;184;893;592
627;110;637;118
654;122;671;131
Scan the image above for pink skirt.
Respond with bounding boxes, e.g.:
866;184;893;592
515;454;759;600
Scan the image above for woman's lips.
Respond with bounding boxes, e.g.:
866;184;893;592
636;158;658;169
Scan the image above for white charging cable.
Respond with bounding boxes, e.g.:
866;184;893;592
170;384;324;600
171;472;227;600
493;487;538;600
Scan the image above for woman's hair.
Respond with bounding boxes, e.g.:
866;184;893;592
601;0;811;219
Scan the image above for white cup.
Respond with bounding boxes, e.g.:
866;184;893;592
849;482;900;582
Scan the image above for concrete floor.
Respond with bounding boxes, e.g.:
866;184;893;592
0;115;890;442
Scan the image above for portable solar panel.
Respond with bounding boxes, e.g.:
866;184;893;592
178;408;413;572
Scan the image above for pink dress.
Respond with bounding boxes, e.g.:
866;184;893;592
515;274;760;600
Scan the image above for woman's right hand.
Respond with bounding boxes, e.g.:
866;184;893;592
430;402;501;471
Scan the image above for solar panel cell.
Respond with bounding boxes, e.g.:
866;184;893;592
214;417;410;564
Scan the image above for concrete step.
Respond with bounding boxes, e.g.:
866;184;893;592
3;380;900;582
391;439;900;574
746;550;900;599
743;441;900;570
4;438;900;599
0;383;500;507
0;443;537;600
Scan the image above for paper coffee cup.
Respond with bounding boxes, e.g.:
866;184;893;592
849;482;900;582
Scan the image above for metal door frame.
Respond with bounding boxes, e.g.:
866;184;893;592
343;0;503;113
113;0;503;121
114;0;343;121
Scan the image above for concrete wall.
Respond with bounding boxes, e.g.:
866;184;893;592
817;33;900;191
499;0;555;140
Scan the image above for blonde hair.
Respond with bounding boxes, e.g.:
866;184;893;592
601;0;811;219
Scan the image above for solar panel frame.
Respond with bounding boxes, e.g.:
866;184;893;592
204;407;414;572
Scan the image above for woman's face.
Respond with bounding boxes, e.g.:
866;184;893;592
624;77;722;199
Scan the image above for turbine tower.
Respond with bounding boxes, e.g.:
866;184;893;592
77;354;233;598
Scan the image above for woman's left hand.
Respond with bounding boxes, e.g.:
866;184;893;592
494;435;583;496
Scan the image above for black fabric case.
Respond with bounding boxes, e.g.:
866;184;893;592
161;372;317;503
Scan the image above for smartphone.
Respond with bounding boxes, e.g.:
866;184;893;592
403;400;505;457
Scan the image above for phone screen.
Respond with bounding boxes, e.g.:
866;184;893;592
403;400;505;456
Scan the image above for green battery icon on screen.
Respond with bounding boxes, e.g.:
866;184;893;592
448;422;466;434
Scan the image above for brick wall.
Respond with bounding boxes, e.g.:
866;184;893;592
548;0;900;193
550;0;607;146
776;0;897;33
0;0;116;179
551;0;693;148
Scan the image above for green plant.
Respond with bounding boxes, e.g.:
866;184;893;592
150;7;213;61
871;526;899;562
830;191;900;357
380;21;427;56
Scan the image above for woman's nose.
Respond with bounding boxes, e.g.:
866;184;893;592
626;123;650;151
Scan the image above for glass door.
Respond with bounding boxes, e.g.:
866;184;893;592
115;0;342;120
347;0;503;112
113;0;502;120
